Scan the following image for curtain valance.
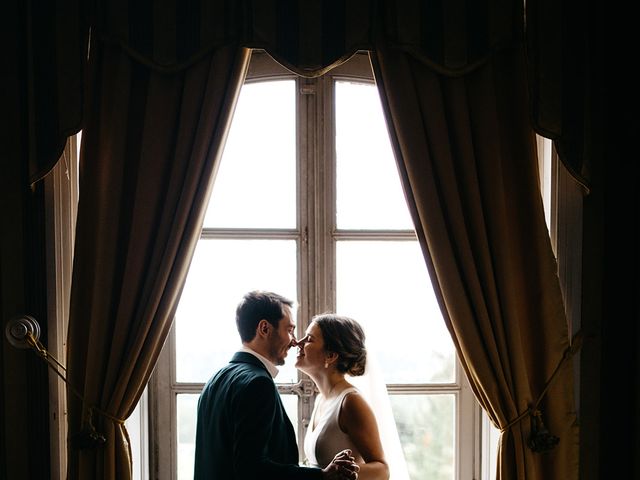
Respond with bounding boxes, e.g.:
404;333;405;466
28;0;524;184
25;0;87;185
526;0;593;189
27;0;592;206
97;0;522;76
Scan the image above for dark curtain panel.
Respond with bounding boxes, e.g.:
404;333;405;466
372;43;579;479
66;40;250;478
526;0;595;189
24;0;87;185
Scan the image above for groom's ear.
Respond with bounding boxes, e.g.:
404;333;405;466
257;319;271;337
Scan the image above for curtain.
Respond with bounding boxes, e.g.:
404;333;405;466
526;0;594;189
35;0;596;189
56;1;580;478
372;42;579;479
65;40;250;478
22;0;87;185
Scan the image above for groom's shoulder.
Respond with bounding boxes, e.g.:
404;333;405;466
210;362;275;403
220;354;271;382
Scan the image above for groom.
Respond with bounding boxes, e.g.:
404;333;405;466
194;290;359;480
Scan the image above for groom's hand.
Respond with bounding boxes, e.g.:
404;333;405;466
321;449;359;480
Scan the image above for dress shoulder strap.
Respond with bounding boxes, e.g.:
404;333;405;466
334;386;360;419
336;386;359;402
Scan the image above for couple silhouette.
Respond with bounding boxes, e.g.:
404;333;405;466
193;290;389;480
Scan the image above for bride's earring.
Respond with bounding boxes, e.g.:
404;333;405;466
324;361;328;369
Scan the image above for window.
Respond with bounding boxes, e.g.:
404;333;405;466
149;50;482;480
44;134;80;480
536;134;584;416
41;52;581;480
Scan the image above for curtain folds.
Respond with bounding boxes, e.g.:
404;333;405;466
372;44;579;479
58;2;581;479
66;41;250;478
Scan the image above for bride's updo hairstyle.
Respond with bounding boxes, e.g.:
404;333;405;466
313;314;367;377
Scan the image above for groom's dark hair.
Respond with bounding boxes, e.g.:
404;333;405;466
236;290;294;342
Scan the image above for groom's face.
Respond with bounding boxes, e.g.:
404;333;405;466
267;305;296;366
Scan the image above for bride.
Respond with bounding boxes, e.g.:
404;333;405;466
295;314;390;480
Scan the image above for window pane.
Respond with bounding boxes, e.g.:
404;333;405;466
482;410;500;480
389;394;455;480
203;80;296;228
177;394;199;480
335;81;413;230
336;241;455;383
125;390;147;480
175;239;299;383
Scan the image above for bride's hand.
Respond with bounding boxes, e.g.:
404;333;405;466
332;449;354;461
321;449;359;480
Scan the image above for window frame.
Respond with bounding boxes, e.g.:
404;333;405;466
44;134;79;480
149;49;482;480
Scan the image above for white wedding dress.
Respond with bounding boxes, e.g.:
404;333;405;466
304;387;362;467
304;352;410;479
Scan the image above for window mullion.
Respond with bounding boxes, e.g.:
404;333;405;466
320;74;336;313
148;323;175;480
458;369;481;480
298;76;313;332
295;73;336;456
200;228;299;239
296;76;318;455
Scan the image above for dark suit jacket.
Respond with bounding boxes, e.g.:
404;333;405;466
194;351;322;479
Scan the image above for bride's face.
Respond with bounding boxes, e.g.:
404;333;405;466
294;322;328;373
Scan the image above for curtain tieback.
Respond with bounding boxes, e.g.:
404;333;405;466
499;330;583;451
24;332;126;447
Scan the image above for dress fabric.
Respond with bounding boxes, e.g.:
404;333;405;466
304;387;362;467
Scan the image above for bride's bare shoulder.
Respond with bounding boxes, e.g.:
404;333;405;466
339;390;376;430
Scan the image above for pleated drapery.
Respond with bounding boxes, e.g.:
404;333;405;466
66;42;250;478
54;1;581;479
29;0;592;189
372;43;579;479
